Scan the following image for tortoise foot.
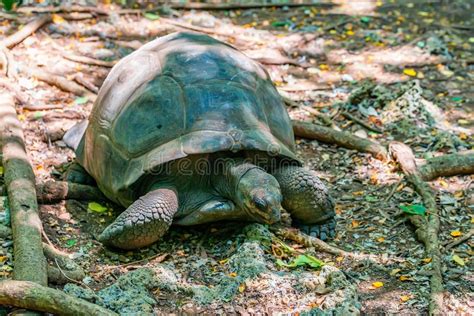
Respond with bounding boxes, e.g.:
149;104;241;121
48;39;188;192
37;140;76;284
297;218;336;241
64;162;95;185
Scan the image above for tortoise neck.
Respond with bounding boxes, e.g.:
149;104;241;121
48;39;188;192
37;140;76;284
212;158;262;200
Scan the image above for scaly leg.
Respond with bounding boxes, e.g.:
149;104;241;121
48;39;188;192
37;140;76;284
99;188;178;249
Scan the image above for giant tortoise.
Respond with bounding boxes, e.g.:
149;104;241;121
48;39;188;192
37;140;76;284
64;32;335;249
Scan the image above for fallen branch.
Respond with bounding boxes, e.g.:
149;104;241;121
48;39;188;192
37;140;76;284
63;53;116;68
419;151;474;181
2;15;51;49
341;111;383;133
164;1;333;10
271;225;349;257
18;65;93;97
0;280;117;316
389;141;443;315
36;181;106;204
18;5;108;15
0;92;48;286
292;120;388;161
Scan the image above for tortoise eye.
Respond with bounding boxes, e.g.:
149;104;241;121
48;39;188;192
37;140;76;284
253;198;268;211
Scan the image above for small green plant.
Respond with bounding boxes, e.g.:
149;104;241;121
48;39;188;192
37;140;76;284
2;0;21;11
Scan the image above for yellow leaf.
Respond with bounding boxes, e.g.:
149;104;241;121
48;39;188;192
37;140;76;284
452;255;465;266
390;268;401;276
439;180;449;188
459;132;468;140
399;275;412;281
319;64;329;70
351;220;360;228
450;230;462;237
0;256;8;263
422;258;432;264
372;281;384;288
454;191;464;198
0;166;3;175
377;237;385;242
18;114;26;121
219;259;229;265
87;202;108;213
346;30;355;36
400;295;411;302
238;283;246;293
336;256;344;262
52;14;65;24
229;272;237;277
403;68;417;77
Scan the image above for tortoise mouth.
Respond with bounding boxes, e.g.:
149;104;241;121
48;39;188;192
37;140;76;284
245;206;281;225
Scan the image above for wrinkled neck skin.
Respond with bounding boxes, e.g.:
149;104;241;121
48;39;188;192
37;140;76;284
211;158;262;206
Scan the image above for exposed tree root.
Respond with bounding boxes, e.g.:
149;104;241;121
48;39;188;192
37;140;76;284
2;15;51;49
43;243;85;284
0;92;48;287
419;151;474;181
292;120;388;161
389;141;443;316
0;280;117;316
36;181;106;204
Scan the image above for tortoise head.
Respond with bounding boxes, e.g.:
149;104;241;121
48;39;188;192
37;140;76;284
236;168;282;224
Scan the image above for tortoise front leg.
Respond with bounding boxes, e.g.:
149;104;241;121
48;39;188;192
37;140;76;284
98;188;178;249
272;166;336;240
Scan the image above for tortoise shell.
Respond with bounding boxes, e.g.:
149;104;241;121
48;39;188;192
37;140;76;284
76;32;298;205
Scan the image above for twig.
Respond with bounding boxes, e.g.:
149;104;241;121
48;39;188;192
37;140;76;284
385;179;402;202
2;15;51;49
341;111;383;133
292;120;388;161
389;141;443;315
63;53;116;68
443;229;474;252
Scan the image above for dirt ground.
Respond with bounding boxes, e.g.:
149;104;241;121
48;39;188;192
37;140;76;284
0;0;473;315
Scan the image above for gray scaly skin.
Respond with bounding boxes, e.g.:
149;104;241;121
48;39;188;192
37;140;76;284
90;155;335;249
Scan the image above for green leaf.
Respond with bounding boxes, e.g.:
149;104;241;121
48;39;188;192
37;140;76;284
33;111;44;119
0;166;3;175
276;254;324;269
451;96;462;102
400;204;426;216
64;239;77;248
452;255;465;266
2;0;18;11
74;97;88;105
360;16;371;23
365;195;378;202
271;20;291;27
88;202;108;213
144;12;160;20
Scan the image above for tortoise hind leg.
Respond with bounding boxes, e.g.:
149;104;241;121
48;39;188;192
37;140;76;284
272;166;336;240
99;188;178;249
64;162;95;185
